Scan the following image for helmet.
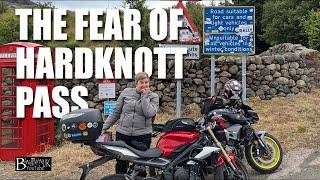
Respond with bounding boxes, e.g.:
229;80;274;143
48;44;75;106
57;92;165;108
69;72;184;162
224;80;242;100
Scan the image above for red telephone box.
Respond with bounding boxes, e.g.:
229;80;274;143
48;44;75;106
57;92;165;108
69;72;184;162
0;42;54;161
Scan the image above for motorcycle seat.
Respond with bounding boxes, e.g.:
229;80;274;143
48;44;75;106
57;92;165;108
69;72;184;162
223;113;249;125
106;141;163;158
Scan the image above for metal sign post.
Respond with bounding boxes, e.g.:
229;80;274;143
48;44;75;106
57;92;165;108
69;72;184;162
211;55;215;97
203;6;255;101
176;79;181;118
241;54;247;102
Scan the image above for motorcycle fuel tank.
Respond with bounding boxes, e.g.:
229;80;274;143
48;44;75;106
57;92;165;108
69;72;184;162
156;131;200;157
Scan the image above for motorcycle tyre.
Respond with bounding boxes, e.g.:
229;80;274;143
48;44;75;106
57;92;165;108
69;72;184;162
245;133;283;174
100;174;128;180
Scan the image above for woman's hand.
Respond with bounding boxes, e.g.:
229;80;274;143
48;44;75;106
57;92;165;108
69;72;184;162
141;87;150;94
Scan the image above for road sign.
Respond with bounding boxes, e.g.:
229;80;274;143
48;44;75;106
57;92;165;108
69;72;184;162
159;44;200;60
103;101;116;115
99;83;115;99
166;1;202;44
203;6;255;54
204;33;254;54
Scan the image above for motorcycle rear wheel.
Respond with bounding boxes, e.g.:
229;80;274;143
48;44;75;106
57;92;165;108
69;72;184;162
245;133;283;174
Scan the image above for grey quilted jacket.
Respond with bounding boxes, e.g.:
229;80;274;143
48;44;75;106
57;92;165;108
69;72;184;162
102;88;159;136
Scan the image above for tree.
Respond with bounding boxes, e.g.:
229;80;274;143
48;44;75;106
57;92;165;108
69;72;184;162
123;0;156;50
304;11;320;50
260;0;319;47
0;1;8;14
186;1;203;37
0;13;20;44
234;0;269;54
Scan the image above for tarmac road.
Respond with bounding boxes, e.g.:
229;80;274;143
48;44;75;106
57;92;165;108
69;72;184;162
250;148;320;180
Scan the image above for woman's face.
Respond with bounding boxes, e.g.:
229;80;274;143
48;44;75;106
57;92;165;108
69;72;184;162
136;78;150;91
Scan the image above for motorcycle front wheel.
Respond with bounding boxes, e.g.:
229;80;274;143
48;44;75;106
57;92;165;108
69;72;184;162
213;157;249;180
245;133;283;174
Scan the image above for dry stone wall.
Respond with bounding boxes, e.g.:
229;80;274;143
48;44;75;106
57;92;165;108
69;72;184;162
60;43;320;111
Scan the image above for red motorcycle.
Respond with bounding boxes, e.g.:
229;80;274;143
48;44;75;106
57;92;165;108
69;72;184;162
60;109;249;180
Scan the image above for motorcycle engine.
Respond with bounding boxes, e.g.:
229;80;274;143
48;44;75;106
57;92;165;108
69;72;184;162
173;167;189;180
174;165;202;180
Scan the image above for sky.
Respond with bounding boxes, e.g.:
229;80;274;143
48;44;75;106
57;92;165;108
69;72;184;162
31;0;231;10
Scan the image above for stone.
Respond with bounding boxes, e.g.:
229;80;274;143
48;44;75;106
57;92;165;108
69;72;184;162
292;75;301;81
157;83;166;90
216;56;226;65
281;70;290;78
228;65;239;75
262;56;274;64
269;81;279;88
257;64;265;70
205;81;211;88
155;91;163;98
260;68;271;76
289;62;299;69
261;85;270;92
168;60;175;69
216;82;223;90
276;77;289;85
64;81;73;88
264;75;273;81
220;65;228;71
296;68;304;75
291;87;299;94
220;77;229;83
281;64;289;70
188;73;197;78
86;82;95;91
164;88;171;93
192;97;202;103
248;64;257;71
254;56;263;65
278;92;286;97
220;71;231;77
183;97;193;105
296;80;306;88
269;88;277;95
247;88;255;97
289;68;297;76
301;75;309;82
197;86;206;93
193;78;204;85
273;71;281;78
254;70;260;76
267;64;277;71
197;74;204;78
253;80;260;86
276;64;281;71
170;83;175;89
189;85;197;91
261;81;269;85
256;89;265;96
288;79;296;87
275;55;285;64
188;92;199;98
162;95;173;102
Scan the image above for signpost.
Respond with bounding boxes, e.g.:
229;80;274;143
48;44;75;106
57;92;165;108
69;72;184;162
171;1;202;118
203;6;255;101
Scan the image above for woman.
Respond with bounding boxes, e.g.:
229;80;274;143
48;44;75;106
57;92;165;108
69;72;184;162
101;72;159;174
